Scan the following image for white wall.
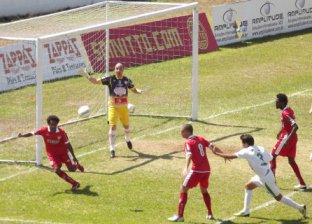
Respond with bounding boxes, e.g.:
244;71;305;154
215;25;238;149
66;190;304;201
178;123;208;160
0;0;105;17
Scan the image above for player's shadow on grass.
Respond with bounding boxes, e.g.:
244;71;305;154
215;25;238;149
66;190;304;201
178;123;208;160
195;120;264;143
95;121;264;176
52;185;98;197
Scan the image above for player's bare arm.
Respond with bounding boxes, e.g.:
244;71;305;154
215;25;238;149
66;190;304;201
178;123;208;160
66;142;78;161
182;154;192;177
284;123;298;146
79;68;102;85
18;132;34;138
130;86;152;94
211;147;238;160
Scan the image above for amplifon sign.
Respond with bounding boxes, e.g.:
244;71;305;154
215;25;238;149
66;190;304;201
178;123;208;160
213;0;312;46
81;13;218;72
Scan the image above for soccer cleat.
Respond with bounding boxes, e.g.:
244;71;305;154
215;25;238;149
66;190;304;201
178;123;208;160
234;210;250;217
206;214;215;220
168;215;184;222
71;182;80;191
126;141;133;150
300;205;307;218
74;161;84;172
294;184;307;191
110;150;115;158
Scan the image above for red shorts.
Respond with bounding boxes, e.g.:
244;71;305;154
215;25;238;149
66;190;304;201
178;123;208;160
48;153;72;169
272;135;297;158
182;171;210;189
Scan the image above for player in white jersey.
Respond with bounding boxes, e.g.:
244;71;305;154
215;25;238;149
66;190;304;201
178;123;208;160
212;134;306;218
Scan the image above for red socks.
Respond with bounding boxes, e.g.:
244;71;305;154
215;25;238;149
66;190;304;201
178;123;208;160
202;192;213;215
178;193;188;218
290;162;306;185
57;170;77;185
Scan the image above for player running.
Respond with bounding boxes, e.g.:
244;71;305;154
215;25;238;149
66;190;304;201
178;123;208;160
168;124;223;222
270;93;307;191
80;63;150;158
212;134;306;218
18;115;84;190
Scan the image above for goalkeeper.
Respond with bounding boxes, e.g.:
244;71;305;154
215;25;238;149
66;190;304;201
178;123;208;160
80;63;150;158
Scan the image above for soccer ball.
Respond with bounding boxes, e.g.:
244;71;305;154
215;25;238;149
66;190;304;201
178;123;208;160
128;103;135;114
78;105;90;118
310;153;312;161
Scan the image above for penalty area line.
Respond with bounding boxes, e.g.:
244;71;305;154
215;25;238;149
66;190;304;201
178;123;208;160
0;167;38;182
0;217;71;224
2;88;312;180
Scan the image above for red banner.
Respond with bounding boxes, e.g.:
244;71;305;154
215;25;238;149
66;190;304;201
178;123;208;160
81;13;218;72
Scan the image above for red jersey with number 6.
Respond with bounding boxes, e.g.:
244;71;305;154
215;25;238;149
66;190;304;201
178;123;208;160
184;135;211;173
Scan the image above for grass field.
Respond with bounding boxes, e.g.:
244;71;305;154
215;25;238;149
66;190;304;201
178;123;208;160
1;2;312;224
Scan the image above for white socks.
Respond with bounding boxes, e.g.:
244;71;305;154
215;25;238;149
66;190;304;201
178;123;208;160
109;129;116;152
124;128;130;142
243;189;252;213
280;196;303;211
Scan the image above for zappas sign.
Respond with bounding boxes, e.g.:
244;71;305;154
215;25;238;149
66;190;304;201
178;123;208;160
0;38;87;92
81;13;218;72
213;0;312;46
0;13;217;92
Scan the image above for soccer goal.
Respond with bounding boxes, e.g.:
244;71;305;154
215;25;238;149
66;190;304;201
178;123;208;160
0;1;199;165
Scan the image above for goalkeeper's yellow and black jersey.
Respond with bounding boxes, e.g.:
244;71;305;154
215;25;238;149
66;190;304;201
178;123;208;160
101;75;135;97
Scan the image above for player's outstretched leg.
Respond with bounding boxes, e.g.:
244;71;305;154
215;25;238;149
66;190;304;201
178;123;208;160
55;167;80;190
277;194;306;218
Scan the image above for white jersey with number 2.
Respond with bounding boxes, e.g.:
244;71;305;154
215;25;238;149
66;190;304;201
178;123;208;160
234;145;273;177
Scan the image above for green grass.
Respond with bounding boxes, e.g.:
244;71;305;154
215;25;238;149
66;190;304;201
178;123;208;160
1;28;312;224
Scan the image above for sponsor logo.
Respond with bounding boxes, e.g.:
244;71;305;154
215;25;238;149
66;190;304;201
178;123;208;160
114;87;127;96
214;8;248;34
186;17;209;50
252;1;283;24
296;0;305;9
288;0;312;17
260;2;275;16
223;8;237;23
0;46;36;75
44;38;81;64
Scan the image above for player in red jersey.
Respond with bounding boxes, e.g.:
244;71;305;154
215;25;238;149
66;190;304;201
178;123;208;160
168;124;224;222
270;94;307;191
18;115;84;190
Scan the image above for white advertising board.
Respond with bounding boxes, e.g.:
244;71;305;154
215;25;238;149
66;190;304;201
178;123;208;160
0;37;87;92
213;0;312;46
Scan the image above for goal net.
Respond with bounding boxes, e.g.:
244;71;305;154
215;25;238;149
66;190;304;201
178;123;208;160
0;1;199;165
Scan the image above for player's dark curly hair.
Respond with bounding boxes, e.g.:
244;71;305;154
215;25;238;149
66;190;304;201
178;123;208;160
240;134;254;146
47;115;60;124
276;93;288;105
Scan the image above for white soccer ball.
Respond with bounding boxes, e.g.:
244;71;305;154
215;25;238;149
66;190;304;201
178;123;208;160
128;103;135;114
78;105;90;118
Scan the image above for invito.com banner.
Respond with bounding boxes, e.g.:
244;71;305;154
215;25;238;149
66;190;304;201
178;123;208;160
81;13;218;72
213;0;312;46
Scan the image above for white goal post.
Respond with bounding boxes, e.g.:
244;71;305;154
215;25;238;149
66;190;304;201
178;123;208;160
0;1;199;166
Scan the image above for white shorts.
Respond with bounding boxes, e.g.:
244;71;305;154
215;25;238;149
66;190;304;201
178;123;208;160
251;170;280;197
